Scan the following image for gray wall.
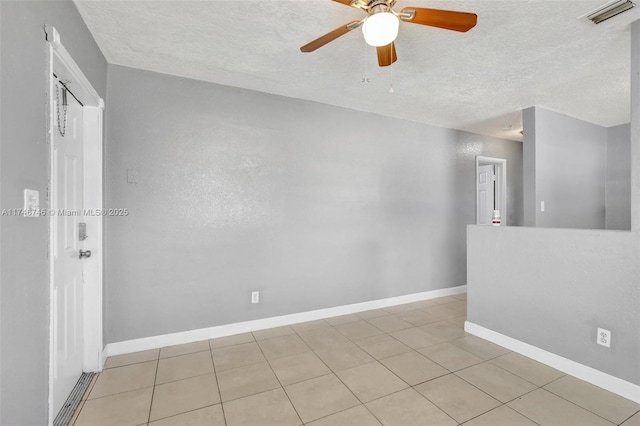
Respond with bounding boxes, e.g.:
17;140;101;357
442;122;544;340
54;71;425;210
632;20;640;231
467;226;639;385
467;18;640;390
0;1;107;424
104;65;523;344
523;106;607;229
606;124;631;230
1;4;3;422
522;108;537;227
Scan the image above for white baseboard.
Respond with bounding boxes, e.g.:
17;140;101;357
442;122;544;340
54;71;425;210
465;321;640;404
103;285;466;360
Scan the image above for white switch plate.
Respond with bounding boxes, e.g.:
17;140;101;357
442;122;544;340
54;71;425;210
251;291;260;304
23;189;40;217
597;328;611;348
127;169;139;184
540;201;545;212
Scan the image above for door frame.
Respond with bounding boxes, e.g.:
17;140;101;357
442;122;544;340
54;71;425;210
476;156;507;225
46;26;104;424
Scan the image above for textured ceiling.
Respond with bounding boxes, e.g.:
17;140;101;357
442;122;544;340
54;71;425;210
74;0;639;141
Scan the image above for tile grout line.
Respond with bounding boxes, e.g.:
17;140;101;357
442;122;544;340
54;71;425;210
619;410;640;425
456;403;542;426
207;341;227;426
486;358;638;424
420;346;486;372
407;387;460;426
500;385;549;425
413;371;501;424
541;382;637;425
146;350;161;424
80;385;156;403
299;399;384;426
146;404;219;425
455;404;506;426
290;319;384;424
452;365;539;406
253;330;306;425
483;358;551;388
157;348;210;361
444;369;546;426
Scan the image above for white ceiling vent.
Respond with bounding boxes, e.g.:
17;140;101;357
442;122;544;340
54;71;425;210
580;0;635;24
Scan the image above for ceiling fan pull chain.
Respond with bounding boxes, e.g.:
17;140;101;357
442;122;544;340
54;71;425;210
362;44;370;83
363;43;366;82
389;63;394;93
56;82;68;137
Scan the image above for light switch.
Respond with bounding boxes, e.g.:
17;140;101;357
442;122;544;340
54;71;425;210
540;201;545;212
127;169;139;184
23;189;40;217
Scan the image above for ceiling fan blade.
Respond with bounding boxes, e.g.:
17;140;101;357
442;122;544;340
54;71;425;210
399;7;477;32
376;42;397;67
332;0;354;6
300;20;362;52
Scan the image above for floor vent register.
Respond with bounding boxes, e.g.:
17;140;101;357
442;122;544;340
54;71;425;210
53;372;96;426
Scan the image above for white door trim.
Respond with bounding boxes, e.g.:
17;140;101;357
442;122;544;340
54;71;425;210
476;156;507;225
46;26;104;425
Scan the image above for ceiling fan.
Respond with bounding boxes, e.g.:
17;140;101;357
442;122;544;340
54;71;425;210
300;0;477;67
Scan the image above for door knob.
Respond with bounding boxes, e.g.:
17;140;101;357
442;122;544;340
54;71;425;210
79;250;92;259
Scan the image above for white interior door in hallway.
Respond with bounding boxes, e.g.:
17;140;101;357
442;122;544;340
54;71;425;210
477;164;495;225
51;83;86;415
47;26;105;423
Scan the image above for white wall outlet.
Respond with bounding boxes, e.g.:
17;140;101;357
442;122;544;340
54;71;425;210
251;291;259;304
540;201;545;212
597;327;611;348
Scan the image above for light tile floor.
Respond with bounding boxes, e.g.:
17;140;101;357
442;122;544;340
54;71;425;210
72;293;640;426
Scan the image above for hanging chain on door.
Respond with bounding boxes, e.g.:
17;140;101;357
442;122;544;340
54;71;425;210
56;82;68;137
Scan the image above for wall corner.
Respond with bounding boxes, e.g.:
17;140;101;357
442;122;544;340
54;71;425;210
522;107;537;227
631;20;640;232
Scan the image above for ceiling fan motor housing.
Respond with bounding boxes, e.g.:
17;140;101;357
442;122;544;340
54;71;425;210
368;0;392;15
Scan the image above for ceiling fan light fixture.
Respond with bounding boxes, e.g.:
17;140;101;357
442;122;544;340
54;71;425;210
362;12;399;47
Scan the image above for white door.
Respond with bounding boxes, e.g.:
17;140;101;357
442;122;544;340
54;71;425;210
477;164;494;225
51;85;85;415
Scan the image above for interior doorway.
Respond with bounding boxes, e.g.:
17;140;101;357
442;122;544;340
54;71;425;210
476;156;507;225
47;26;104;423
50;74;86;416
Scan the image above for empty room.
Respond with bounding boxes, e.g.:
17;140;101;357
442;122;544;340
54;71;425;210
1;0;639;425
